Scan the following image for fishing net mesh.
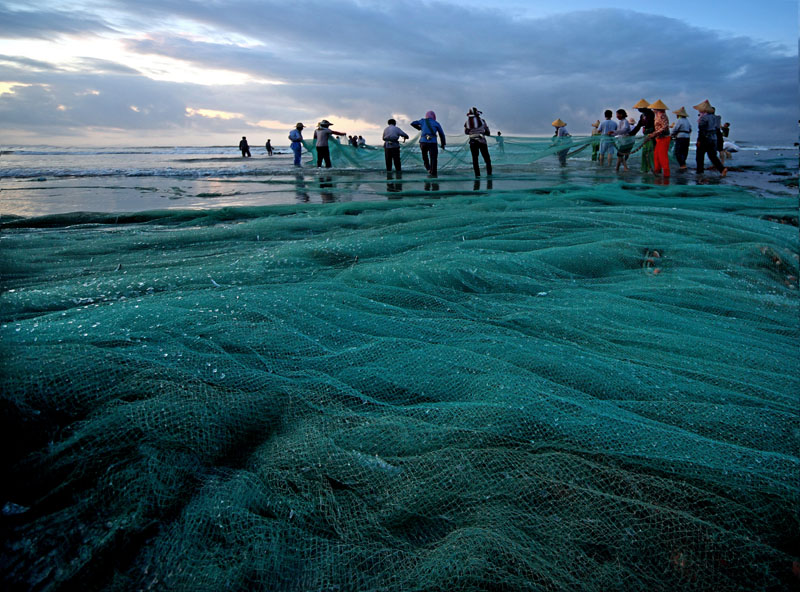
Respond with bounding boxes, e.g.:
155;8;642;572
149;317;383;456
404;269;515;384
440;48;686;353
304;133;622;170
1;181;798;591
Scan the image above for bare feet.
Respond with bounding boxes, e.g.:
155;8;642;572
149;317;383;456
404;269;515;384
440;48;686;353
721;168;728;178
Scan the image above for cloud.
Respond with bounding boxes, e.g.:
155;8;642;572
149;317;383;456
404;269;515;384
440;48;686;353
0;4;116;39
0;2;795;145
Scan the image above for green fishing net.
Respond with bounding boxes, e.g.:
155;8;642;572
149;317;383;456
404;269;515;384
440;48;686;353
303;133;622;169
1;181;798;590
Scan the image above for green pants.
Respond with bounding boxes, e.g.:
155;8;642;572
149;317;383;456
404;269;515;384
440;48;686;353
640;140;654;173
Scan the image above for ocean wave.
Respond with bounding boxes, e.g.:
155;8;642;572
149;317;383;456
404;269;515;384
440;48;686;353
1;146;293;156
0;166;303;179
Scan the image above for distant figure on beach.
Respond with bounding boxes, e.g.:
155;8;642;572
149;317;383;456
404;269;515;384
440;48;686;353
289;123;305;166
671;107;692;170
239;136;251;158
313;120;346;168
551;119;571;167
265;139;273;156
629;99;655;172
496;131;505;153
357;135;366;148
647;100;671;177
464;107;492;177
382;118;409;173
411;111;446;177
721;121;731;138
694;99;727;177
613;109;634;172
597;110;617;166
721;140;740;162
590;120;601;161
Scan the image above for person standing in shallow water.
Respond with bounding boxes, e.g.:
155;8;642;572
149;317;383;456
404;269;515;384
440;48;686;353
464;107;492;177
288;123;305;167
551;119;570;167
410;111;446;177
382;118;409;174
671;107;691;170
265;139;273;156
313;120;346;168
613;109;634;172
238;136;251;157
694;99;727;177
629;99;655;172
647;99;671;177
597;110;618;167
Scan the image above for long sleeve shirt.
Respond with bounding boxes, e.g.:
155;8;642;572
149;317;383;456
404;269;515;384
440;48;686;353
651;111;670;138
313;128;345;147
613;118;632;136
464;115;491;143
671;118;691;139
382;125;409;149
410;118;446;146
288;129;303;145
697;113;718;138
629;110;655;136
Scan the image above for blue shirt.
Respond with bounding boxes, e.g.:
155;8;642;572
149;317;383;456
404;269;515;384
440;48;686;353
598;119;617;138
288;129;303;146
411;118;446;145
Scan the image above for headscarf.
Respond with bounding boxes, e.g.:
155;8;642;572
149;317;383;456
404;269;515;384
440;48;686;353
425;110;436;120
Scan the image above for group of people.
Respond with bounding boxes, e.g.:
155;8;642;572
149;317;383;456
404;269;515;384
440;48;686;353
347;135;367;148
283;108;491;178
276;99;731;179
566;98;729;177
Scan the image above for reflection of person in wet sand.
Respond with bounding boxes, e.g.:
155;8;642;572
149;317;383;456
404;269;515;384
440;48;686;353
319;176;335;202
386;172;403;196
294;173;309;202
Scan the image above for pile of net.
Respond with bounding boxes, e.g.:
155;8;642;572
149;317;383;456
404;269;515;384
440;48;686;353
1;181;798;590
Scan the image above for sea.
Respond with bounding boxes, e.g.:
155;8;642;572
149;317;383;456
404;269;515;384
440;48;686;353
0;141;796;217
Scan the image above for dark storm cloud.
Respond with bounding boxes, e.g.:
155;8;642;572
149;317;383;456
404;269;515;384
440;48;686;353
0;3;116;39
1;1;795;143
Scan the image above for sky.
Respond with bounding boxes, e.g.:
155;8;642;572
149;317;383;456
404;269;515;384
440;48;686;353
0;0;797;146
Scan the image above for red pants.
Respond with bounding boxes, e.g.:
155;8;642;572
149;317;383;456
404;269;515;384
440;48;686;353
653;136;671;176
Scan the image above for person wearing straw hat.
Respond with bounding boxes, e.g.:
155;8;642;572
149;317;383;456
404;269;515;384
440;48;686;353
464;107;493;177
693;99;727;176
670;107;692;170
629;99;655;172
551;119;571;166
313;120;346;168
289;123;305;167
646;99;671;177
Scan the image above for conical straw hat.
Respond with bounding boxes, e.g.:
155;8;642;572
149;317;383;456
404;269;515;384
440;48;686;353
648;99;668;110
673;106;688;117
591;120;600;128
551;118;567;127
633;99;650;109
693;99;713;113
